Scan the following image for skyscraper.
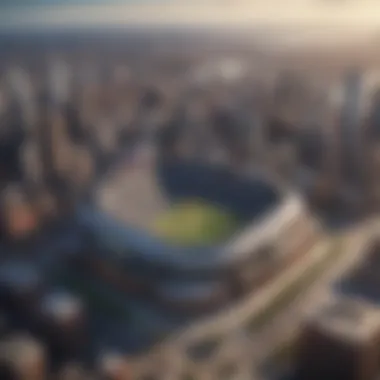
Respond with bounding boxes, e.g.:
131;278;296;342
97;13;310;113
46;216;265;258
340;69;364;184
48;59;72;106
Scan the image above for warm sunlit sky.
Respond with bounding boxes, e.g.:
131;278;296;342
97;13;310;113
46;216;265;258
1;0;380;35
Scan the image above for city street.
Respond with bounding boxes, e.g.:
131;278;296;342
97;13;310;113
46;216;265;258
251;220;375;366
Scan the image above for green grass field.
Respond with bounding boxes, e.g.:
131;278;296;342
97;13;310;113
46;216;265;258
152;199;241;247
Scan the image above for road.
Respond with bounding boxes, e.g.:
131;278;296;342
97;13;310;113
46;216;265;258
125;221;376;380
170;237;330;347
250;220;374;365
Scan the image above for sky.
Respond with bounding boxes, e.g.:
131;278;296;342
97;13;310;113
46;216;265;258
1;0;174;4
1;0;380;38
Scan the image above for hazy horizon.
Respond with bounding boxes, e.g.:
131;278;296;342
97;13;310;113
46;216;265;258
1;1;380;48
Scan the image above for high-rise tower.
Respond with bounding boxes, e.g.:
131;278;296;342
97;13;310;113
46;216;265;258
340;69;364;184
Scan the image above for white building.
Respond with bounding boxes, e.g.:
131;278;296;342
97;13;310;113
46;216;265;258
48;58;72;106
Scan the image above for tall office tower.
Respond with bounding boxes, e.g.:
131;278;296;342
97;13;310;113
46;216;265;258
93;117;119;162
49;109;73;181
340;69;365;184
0;185;39;241
363;88;380;206
0;335;46;380
0;86;9;119
295;294;380;380
272;71;306;130
363;70;380;135
64;100;87;145
365;141;380;211
319;88;341;188
66;144;95;200
247;110;267;167
0;99;25;183
272;141;297;183
0;260;43;316
5;66;36;131
52;107;96;210
177;91;209;161
35;90;55;188
20;138;43;188
113;64;131;87
238;85;268;165
273;71;297;108
37;291;87;360
58;363;89;380
48;58;72;106
367;88;380;141
37;98;83;213
269;73;301;145
97;351;132;380
210;103;251;168
137;86;165;164
297;126;324;172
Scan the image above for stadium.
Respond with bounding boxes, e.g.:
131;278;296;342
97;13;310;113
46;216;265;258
74;151;318;317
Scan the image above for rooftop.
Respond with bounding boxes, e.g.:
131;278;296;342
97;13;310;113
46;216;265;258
304;294;380;344
337;240;380;304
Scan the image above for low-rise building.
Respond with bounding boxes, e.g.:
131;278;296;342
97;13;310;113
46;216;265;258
296;294;380;380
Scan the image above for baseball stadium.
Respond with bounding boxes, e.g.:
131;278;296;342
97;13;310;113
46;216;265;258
73;150;318;319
